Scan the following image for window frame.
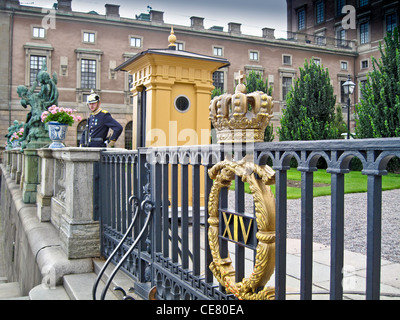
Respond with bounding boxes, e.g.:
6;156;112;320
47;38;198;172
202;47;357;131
82;31;97;44
361;59;369;69
80;59;97;89
360;21;369;44
282;54;292;66
32;26;46;39
75;48;103;103
23;43;53;87
249;50;259;62
29;55;47;86
386;12;397;33
130;35;143;49
297;7;306;31
213;46;223;57
213;71;225;92
315;0;325;25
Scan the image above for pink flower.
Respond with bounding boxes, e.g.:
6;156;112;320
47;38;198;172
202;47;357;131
41;111;49;122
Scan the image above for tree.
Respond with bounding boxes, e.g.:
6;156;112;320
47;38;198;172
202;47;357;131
244;71;274;141
278;59;340;141
355;27;400;138
244;70;273;96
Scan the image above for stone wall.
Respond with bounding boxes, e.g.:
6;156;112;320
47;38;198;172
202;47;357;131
0;148;107;295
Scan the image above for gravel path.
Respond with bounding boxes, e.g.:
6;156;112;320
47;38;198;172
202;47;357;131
230;189;400;264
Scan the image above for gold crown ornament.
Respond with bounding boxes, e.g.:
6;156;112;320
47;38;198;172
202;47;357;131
209;84;274;143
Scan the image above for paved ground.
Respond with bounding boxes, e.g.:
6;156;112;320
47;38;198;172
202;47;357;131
229;189;400;299
285;189;400;264
232;189;400;264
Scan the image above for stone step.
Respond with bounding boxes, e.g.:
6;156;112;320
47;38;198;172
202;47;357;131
92;258;142;300
0;282;28;300
25;258;142;300
29;284;70;300
63;272;118;300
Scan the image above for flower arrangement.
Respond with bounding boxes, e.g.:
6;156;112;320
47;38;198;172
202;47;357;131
41;105;82;126
10;128;24;142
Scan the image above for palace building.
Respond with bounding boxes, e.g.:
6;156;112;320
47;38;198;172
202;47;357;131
0;0;397;148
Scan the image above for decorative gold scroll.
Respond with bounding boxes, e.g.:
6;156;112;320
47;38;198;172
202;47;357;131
207;158;276;300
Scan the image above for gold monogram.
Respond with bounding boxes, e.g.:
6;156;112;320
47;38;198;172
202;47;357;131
207;158;276;300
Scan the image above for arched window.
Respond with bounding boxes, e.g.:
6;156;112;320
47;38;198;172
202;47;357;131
125;121;133;150
77;119;88;146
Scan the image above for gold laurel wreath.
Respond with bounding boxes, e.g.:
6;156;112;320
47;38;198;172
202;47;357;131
207;158;276;300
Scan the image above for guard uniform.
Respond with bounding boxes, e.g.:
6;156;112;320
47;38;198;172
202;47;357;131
81;108;123;147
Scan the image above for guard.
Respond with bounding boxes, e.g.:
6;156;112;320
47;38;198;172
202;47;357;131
80;92;123;148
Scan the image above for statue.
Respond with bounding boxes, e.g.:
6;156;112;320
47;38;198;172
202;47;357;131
5;120;24;150
17;60;58;149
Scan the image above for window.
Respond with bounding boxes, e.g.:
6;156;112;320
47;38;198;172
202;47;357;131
282;77;293;101
249;51;259;61
125;121;133;150
361;59;369;69
30;56;46;85
336;27;347;47
316;1;325;24
313;58;321;66
386;13;397;33
176;42;184;51
130;36;142;48
298;8;306;30
283;55;292;65
341;61;348;70
81;59;96;89
83;32;95;43
360;21;369;44
213;47;223;56
213;71;224;92
174;95;190;113
336;0;345;16
33;27;45;38
359;0;369;7
315;31;326;45
77;120;87;146
340;80;347;103
76;49;102;97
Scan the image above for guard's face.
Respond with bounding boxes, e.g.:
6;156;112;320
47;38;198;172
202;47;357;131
88;101;100;113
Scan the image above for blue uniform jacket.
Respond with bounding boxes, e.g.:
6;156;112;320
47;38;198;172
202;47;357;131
80;109;123;147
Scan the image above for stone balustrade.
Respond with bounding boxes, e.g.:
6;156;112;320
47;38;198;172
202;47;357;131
2;147;105;260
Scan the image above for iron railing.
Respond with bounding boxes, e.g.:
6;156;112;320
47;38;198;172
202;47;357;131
96;138;400;300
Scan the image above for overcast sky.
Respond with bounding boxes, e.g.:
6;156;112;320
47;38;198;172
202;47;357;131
23;0;288;38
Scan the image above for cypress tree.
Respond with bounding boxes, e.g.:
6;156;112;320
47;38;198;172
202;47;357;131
244;71;274;141
278;59;339;141
355;27;400;138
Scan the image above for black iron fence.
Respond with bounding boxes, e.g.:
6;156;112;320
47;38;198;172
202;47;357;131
96;138;400;300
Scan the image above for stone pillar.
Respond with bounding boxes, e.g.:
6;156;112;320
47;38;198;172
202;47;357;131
10;150;18;181
36;149;54;222
22;149;40;204
16;151;23;185
52;148;102;259
5;150;11;173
